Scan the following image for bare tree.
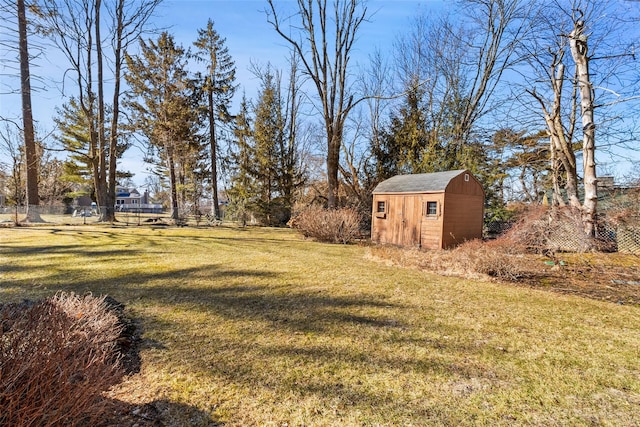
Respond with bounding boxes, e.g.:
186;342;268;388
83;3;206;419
17;0;40;221
397;1;533;156
266;0;369;208
569;12;596;236
340;48;393;212
39;0;159;221
106;0;160;220
526;51;581;208
0;123;25;219
520;0;640;240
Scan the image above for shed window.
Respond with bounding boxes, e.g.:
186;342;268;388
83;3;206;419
425;201;437;216
376;201;386;213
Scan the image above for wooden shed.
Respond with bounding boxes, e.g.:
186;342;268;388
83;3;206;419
371;170;485;249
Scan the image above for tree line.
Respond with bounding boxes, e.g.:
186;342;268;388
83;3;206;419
1;0;639;242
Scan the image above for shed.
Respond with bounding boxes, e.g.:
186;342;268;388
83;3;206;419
371;170;485;249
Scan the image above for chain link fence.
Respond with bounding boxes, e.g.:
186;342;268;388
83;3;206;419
0;205;216;227
485;215;640;254
617;226;640;255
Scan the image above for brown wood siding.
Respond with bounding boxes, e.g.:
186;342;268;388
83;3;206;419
420;194;445;250
372;194;424;248
445;172;485;197
371;194;388;243
389;195;404;245
372;170;485;250
441;193;484;248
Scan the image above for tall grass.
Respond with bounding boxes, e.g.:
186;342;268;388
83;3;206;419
1;225;639;426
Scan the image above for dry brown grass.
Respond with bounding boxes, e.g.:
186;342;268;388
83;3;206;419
366;238;532;282
2;226;639;426
366;237;640;306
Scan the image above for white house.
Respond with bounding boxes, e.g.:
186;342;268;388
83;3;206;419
115;187;142;210
115;187;162;213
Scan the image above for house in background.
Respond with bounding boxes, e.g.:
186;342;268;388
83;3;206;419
371;170;485;250
115;187;142;210
115;187;162;213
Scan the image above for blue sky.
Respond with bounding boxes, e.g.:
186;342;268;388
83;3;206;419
0;0;445;186
1;0;442;123
158;0;442;102
3;1;637;188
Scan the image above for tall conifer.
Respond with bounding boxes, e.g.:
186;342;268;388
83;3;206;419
193;20;236;219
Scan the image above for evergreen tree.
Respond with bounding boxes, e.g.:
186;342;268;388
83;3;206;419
252;69;280;224
193;19;236;219
374;80;446;177
227;95;255;226
248;66;305;225
125;32;200;221
375;82;429;177
54;98;97;187
54;98;95;197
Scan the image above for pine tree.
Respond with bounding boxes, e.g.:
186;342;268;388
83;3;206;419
375;81;436;177
125;32;200;221
251;70;281;224
193;19;236;219
54;98;96;195
227;95;254;226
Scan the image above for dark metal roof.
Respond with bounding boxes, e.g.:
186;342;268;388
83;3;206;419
373;170;468;193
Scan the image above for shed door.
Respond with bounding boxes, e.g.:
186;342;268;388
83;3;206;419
400;196;421;248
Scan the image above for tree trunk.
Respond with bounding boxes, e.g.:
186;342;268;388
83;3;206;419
266;0;367;210
327;130;341;208
17;0;41;222
208;85;221;218
528;61;580;209
165;138;179;221
549;138;565;207
95;0;113;222
570;18;597;238
107;0;126;224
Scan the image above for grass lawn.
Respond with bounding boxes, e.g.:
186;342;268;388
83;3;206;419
1;225;639;426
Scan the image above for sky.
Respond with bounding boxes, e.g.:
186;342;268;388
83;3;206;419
1;1;638;189
0;0;444;188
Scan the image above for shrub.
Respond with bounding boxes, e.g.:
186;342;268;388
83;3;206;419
0;293;125;426
450;239;531;281
289;205;363;244
500;206;594;253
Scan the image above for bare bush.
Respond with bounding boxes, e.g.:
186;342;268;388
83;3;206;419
289;205;363;244
498;206;596;253
0;293;125;426
450;239;532;281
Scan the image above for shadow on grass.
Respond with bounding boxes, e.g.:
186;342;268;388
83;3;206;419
130;284;496;424
99;398;219;426
2;227;491;423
